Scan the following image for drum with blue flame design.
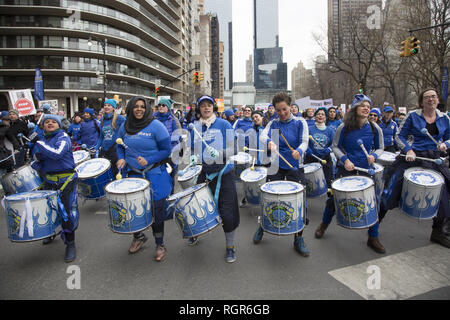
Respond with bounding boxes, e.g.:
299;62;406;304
167;183;221;238
1;165;42;195
400;168;444;220
303;163;328;198
240;167;267;205
259;181;305;235
4;190;60;242
105;178;153;234
76;158;113;199
332;176;378;229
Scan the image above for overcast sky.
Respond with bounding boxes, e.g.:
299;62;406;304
232;0;328;90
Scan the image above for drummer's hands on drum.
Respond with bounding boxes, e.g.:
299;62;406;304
438;143;447;152
367;154;375;165
406;150;416;162
137;156;148;167
344;159;355;171
190;154;199;166
117;159;126;170
292;149;301;160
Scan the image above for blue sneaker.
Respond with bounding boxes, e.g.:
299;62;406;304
294;237;310;257
253;226;264;244
226;247;236;263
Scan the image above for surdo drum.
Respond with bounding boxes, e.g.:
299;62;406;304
167;183;221;238
332;176;378;229
177;165;202;189
4;190;61;242
303;163;328;198
105;178;153;234
400;168;444;220
259;181;305;235
230;152;253;180
240;167;267;205
76;158;113;199
1;165;42;195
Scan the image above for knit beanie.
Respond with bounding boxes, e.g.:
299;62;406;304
351;94;372;108
43;114;62;128
104;99;117;109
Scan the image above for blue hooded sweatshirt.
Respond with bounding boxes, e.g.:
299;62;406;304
153;111;181;148
379;119;398;148
76;118;100;149
233;116;254;147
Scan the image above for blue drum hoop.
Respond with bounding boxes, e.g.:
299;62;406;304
76;159;113;199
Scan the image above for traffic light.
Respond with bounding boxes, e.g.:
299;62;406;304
198;72;204;82
155;87;160;96
192;71;199;85
400;37;411;57
359;83;364;93
410;37;420;56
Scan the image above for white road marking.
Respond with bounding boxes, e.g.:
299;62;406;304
328;244;450;300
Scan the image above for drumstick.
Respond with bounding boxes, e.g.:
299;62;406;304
399;154;443;165
18;133;31;142
244;146;293;168
243;147;264;152
310;153;327;165
357;139;371;159
353;166;376;176
420;128;443;148
280;133;294;151
188;123;210;149
309;135;323;149
116;138;139;158
250;156;256;171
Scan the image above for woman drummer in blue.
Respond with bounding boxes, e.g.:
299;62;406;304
380;88;450;249
305;107;334;187
254;92;310;257
95;99;125;177
29;114;79;263
116;96;173;262
314;94;386;254
188;95;240;263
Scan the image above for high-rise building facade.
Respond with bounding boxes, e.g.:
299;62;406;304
0;0;189;115
254;0;278;49
291;61;314;100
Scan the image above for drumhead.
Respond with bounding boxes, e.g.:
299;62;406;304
73;150;90;164
178;165;202;182
230;152;252;164
5;190;57;201
105;178;149;194
76;158;111;179
377;151;397;163
167;183;207;201
332;176;373;192
373;163;384;173
240;167;267;182
260;181;304;194
404;168;444;187
303;163;322;174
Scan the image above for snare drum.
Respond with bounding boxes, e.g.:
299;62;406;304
240;167;267;205
400;168;444;219
376;151;397;167
372;163;385;201
105;178;153;234
167;183;221;238
259;181;305;235
73;150;90;166
303;163;328;198
76;158;113;199
332;176;378;229
230;152;252;180
4;190;61;242
1;164;42;195
177;165;202;189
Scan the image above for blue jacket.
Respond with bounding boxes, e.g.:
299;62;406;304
396;109;450;152
95;113;126;152
190;117;234;175
233;117;254;147
327;119;342;132
76;118;100;149
306;118;315;127
67;123;81;144
154;111;181;148
260;115;309;170
379;119;398;148
31;129;75;174
307;124;334;158
116;119;172;200
333;121;384;169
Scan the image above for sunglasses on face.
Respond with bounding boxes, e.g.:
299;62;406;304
369;114;378;117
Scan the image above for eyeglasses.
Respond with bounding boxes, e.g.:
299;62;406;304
243;109;251;112
369;114;378;117
423;95;438;100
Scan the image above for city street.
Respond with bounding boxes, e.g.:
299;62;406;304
1;178;449;301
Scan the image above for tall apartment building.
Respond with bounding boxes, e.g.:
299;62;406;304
0;0;187;115
246;54;253;84
291;61;313;100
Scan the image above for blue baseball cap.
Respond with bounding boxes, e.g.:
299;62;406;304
224;109;235;117
383;106;394;113
196;95;215;106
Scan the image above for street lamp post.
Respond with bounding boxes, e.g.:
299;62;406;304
88;35;107;105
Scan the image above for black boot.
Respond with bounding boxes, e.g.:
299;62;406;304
430;219;450;248
64;241;77;263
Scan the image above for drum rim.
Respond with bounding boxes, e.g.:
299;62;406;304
303;162;323;173
403;167;444;187
240;166;267;182
177;165;202;182
104;177;150;194
230;152;252;164
2;164;36;178
260;180;304;194
5;190;58;201
167;182;208;201
331;175;374;192
76;158;111;178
